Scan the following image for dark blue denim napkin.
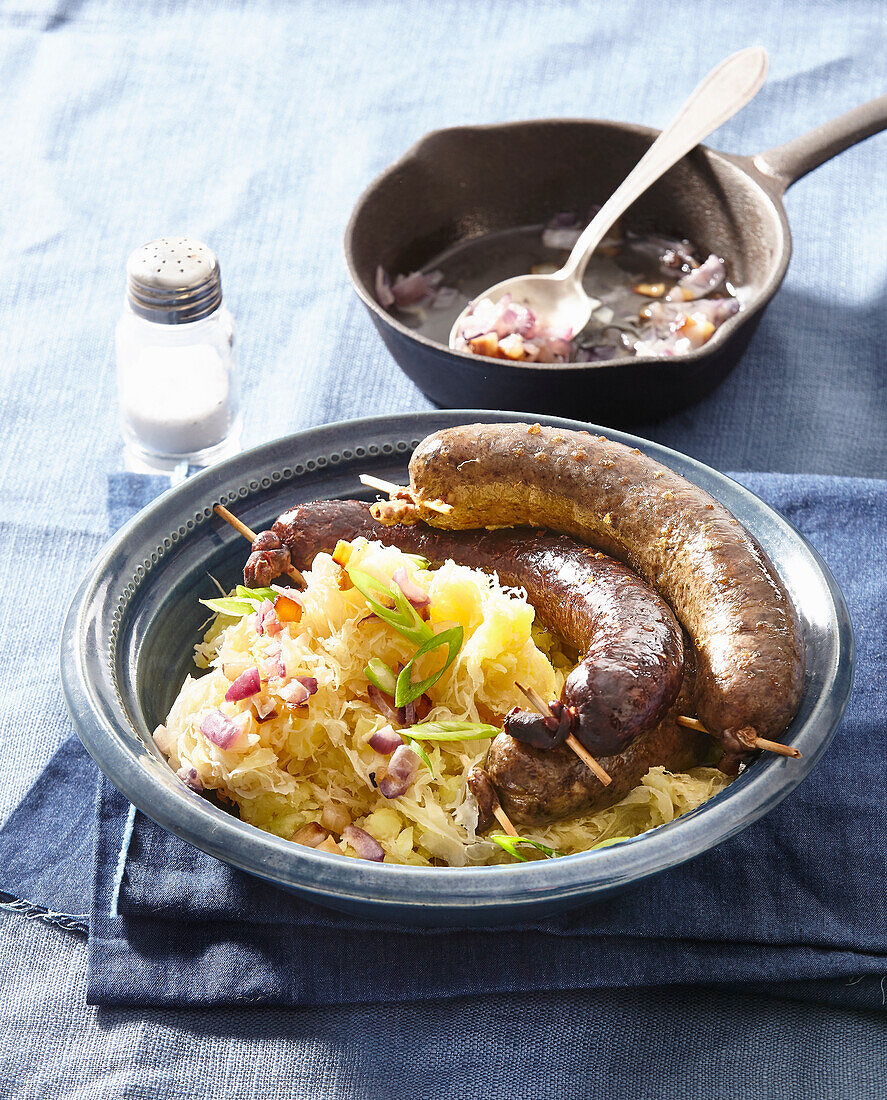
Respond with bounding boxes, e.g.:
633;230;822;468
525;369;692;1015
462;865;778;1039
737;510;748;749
3;471;884;1008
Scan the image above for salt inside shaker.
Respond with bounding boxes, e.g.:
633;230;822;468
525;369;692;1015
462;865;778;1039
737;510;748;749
116;237;241;474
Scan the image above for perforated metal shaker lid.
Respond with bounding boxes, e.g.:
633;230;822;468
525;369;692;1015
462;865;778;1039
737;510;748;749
126;237;223;324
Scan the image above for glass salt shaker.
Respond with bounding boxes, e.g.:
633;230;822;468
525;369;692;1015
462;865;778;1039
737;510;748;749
116;237;241;477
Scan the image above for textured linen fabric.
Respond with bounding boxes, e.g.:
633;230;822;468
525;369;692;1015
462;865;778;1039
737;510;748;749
2;470;883;1008
2;0;887;1093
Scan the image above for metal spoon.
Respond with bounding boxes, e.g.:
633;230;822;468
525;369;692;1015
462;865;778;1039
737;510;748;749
448;46;769;350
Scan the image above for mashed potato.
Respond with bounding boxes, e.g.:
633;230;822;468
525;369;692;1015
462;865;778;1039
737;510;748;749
154;538;730;865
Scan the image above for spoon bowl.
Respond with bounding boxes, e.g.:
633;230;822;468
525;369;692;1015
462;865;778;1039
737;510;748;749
453;270;596;346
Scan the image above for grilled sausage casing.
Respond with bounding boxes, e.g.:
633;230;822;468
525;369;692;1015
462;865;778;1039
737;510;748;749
391;422;805;766
483;653;708;827
245;499;684;756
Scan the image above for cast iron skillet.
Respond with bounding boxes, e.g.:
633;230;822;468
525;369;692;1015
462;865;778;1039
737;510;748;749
345;96;887;423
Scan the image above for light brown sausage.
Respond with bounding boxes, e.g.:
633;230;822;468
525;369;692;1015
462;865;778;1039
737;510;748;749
379;421;805;769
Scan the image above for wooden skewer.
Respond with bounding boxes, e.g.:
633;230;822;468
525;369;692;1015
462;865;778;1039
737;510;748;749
493;805;520;837
676;715;801;759
213;505;306;587
564;735;613;786
358;473;453;515
458;753;519;837
515;682;612;787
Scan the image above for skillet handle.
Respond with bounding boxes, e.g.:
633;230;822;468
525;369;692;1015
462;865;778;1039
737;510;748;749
753;94;887;191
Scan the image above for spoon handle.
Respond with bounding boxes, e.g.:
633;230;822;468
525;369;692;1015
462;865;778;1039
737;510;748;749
561;46;769;284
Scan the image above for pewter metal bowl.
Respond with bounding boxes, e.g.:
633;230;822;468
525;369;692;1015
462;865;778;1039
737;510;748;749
61;411;853;925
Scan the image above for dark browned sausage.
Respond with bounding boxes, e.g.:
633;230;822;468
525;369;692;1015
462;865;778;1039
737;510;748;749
388;422;805;769
244;499;684;757
483;653;709;827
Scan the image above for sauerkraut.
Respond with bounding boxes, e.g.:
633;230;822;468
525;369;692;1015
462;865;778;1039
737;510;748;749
154;538;731;865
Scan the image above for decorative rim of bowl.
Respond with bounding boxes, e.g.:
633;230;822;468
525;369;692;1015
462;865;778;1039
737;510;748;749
61;411;852;916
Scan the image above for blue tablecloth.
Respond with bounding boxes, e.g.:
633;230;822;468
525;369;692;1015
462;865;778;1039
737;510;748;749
1;0;886;1094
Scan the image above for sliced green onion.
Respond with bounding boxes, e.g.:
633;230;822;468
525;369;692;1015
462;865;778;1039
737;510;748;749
346;566;434;647
489;835;563;861
394;626;464;707
589;835;632;850
401;720;500;742
402;553;432;570
235;584;279;603
407;737;434;777
199;596;260;618
365;658;397;697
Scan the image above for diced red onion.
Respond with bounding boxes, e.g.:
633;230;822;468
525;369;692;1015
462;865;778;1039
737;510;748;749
668;254;726;301
255;709;279;724
369;726;403;754
392;567;430;613
224;667;261;702
199;710;246;750
254;600;284;636
391;271;435;306
176;765;203;792
455;294;572;364
259;655;279;680
379;745;420;799
279;675;318;707
542;226;582;250
430;285;460;310
271;584;303;601
375;265;395;307
343;825;385;861
684;296;740;325
254;600;274;635
542;213;582;251
367;684;401;725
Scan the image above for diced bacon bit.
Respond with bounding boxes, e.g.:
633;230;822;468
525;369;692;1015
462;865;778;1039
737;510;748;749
468;332;500;357
199;710;248;751
292;822;328;848
278;676;318;708
331;540;353;567
343;825;385;862
321;803;352;834
255;709;279;724
337;567;353;591
498;333;526;360
224;667;261;703
274;593;302;624
682;313;716;348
